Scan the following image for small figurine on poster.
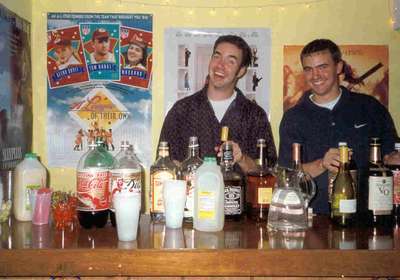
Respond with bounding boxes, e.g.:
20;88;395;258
184;47;191;67
252;71;262;91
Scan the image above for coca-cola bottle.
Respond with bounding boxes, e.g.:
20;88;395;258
76;137;114;229
109;141;143;227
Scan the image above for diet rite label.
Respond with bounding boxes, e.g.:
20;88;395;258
110;168;141;211
77;168;110;211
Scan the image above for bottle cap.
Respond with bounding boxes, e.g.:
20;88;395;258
188;136;199;148
257;138;266;148
220;126;229;142
338;142;347;147
25;153;37;159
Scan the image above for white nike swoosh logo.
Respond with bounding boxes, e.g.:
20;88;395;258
354;123;367;129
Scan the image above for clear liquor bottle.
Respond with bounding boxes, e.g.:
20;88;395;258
367;138;394;228
180;136;203;223
246;139;276;222
150;141;178;222
221;142;244;221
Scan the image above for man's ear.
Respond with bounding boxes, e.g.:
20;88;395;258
236;66;247;79
336;60;344;75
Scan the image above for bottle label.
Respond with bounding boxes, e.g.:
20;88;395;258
151;171;174;213
283;191;301;205
109;168;141;211
184;171;196;218
368;176;393;211
77;168;110;211
198;191;215;219
224;185;242;215
339;199;357;213
393;170;400;205
258;187;272;204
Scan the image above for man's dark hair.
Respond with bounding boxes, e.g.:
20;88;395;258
300;39;342;65
213;35;252;68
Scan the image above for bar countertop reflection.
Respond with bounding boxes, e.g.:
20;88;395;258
1;215;400;277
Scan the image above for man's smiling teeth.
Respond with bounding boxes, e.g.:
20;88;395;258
215;71;224;77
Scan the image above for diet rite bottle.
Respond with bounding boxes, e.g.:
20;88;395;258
194;156;224;232
109;141;143;227
13;153;47;221
76;138;114;229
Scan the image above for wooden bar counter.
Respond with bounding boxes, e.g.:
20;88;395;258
1;215;400;277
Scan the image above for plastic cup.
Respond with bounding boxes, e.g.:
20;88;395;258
163;179;186;229
113;191;141;242
164;227;185;249
32;189;52;225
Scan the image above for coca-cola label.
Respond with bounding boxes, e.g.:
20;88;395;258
110;168;141;211
77;168;110;211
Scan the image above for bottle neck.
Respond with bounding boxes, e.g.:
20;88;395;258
370;145;382;165
187;146;200;158
256;146;266;167
158;148;170;158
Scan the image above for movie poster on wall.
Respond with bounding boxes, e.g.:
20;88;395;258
0;4;32;170
47;13;153;168
164;28;272;118
283;45;389;112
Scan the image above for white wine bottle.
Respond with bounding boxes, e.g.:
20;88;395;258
331;143;356;226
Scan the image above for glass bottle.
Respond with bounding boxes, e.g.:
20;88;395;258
386;142;400;223
331;144;357;226
76;138;114;229
150;141;178;222
246;139;276;222
109;141;143;227
291;143;315;209
180;136;203;223
367;138;394;228
221;142;244;221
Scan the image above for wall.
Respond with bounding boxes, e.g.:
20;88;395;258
24;0;400;191
0;0;31;22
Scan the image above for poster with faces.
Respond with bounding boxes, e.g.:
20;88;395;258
164;28;272;119
80;23;120;81
116;26;153;89
47;13;153;168
47;26;89;88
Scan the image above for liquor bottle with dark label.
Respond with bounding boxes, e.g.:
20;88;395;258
221;142;244;221
368;138;394;227
246;139;276;222
180;136;203;223
386;142;400;223
331;144;357;227
150;141;177;222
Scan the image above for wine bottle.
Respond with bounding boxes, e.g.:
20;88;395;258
367;138;394;228
386;142;400;223
331;143;356;226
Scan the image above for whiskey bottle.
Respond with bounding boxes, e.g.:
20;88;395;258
246;139;276;222
221;142;244;221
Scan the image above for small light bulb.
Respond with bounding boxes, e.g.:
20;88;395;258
305;4;310;8
209;8;216;16
280;7;285;11
233;9;239;16
257;7;262;13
